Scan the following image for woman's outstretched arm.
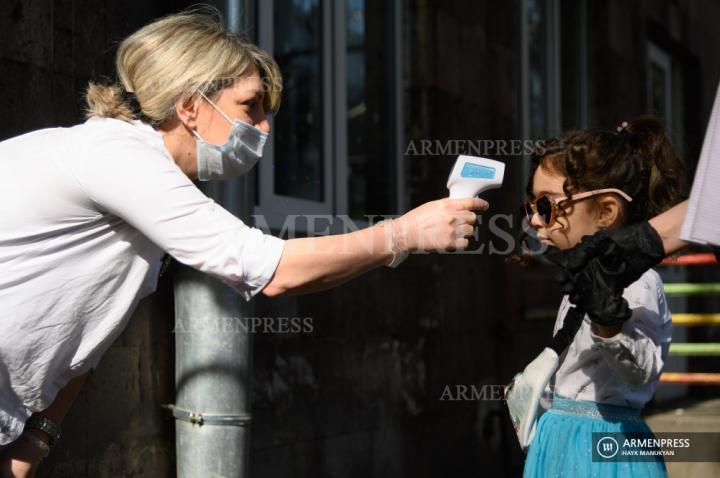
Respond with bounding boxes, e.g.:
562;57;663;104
262;198;486;297
648;200;689;255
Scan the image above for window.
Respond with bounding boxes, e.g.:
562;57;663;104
520;0;561;198
273;0;325;203
255;0;403;233
520;0;587;197
344;0;402;219
522;0;561;138
647;42;673;131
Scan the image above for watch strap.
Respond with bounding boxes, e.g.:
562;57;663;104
25;415;62;447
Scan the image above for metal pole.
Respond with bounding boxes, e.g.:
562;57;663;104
171;3;257;477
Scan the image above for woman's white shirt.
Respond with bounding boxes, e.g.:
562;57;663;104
0;118;284;444
682;81;720;246
550;269;672;409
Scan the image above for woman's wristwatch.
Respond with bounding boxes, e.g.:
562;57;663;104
24;415;62;448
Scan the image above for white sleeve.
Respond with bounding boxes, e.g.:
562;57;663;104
681;81;720;246
79;136;285;301
588;272;672;387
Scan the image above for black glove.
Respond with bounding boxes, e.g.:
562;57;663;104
544;221;666;326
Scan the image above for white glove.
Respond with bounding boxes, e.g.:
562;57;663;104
505;347;559;452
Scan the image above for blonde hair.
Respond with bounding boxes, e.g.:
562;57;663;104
84;6;282;125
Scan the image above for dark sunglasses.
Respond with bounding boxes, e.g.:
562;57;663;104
524;188;633;227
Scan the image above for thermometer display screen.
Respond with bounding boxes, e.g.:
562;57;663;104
460;163;496;179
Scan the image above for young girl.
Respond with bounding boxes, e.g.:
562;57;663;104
521;116;684;477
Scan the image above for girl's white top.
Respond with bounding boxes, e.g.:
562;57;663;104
682;80;720;246
0;118;285;444
550;269;672;409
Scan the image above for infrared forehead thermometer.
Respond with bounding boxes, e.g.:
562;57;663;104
447;155;505;198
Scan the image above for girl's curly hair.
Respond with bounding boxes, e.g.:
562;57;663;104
530;115;685;222
510;115;687;265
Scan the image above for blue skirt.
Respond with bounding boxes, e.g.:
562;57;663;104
523;397;667;478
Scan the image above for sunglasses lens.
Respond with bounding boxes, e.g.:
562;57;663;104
536;196;554;224
524;202;533;222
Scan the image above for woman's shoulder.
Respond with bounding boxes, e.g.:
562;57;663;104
75;118;173;171
80;117;165;149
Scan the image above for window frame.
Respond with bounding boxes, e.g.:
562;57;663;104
519;0;589;199
647;41;673;130
519;0;563;200
255;0;405;235
256;0;334;230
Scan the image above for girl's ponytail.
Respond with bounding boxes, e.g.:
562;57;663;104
624;116;686;218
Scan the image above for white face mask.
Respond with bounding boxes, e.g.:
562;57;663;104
192;90;269;181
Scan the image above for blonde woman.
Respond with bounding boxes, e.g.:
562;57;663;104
0;8;486;476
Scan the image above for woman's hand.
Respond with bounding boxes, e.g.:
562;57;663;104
392;197;488;252
0;434;47;478
0;371;90;477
